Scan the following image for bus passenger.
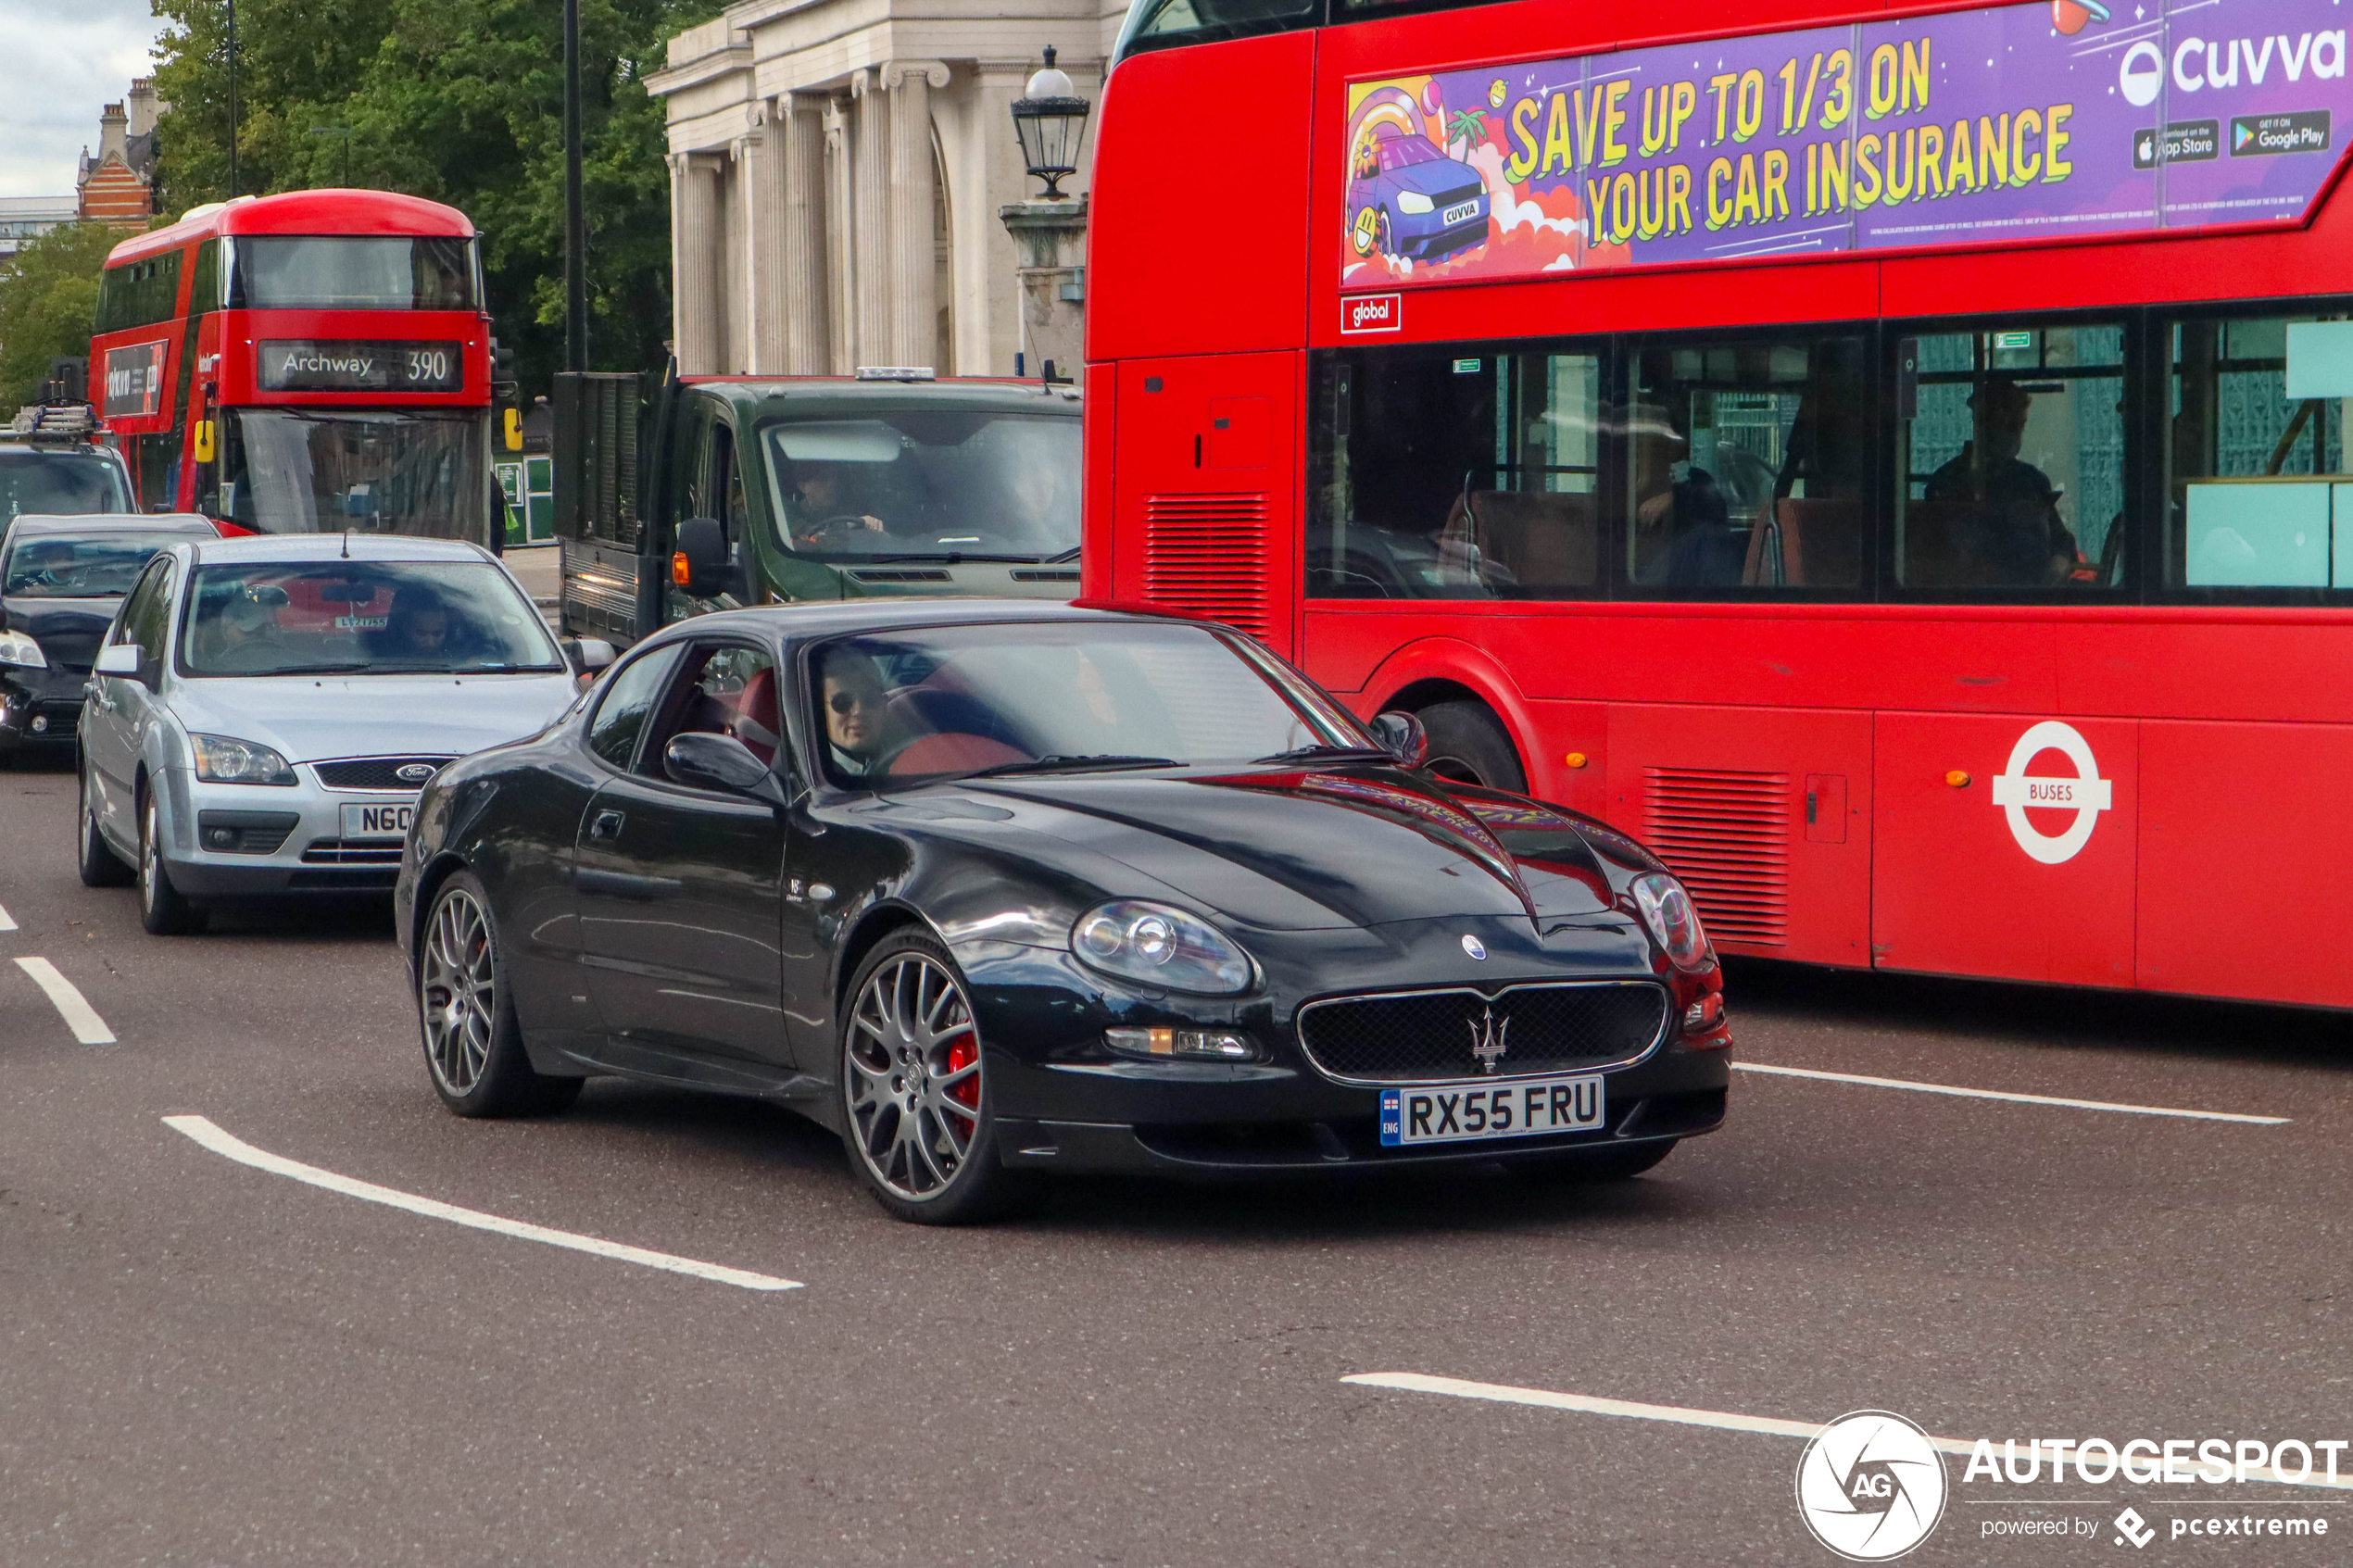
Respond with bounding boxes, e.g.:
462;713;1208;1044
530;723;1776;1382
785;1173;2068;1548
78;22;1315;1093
1924;379;2081;585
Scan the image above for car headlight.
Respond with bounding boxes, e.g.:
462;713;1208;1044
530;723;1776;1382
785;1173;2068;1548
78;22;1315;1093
1629;872;1713;972
1395;191;1435;214
1072;899;1254;995
191;733;296;785
0;629;44;669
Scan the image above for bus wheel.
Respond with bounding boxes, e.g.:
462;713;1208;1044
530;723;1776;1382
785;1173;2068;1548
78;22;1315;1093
1416;700;1526;792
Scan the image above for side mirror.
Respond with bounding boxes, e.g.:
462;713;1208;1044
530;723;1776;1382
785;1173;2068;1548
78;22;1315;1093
94;643;144;679
663;731;786;803
1368;710;1428;770
563;637;616;674
672;517;727;597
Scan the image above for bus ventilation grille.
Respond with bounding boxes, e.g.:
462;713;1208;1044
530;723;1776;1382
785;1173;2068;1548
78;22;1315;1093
1641;768;1789;947
1142;494;1273;638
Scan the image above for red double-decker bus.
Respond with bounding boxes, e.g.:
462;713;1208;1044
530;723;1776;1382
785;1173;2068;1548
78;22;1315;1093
92;189;496;540
1087;0;2353;1010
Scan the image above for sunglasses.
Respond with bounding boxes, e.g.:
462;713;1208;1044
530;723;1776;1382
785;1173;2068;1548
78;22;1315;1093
827;690;875;715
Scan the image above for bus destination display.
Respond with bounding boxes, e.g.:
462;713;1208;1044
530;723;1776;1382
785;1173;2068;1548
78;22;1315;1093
1343;0;2353;289
258;341;463;394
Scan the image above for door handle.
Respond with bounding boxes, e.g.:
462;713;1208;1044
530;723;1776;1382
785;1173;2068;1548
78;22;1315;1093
588;809;625;840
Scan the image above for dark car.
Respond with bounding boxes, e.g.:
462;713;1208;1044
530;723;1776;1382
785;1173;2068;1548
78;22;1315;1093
395;601;1730;1223
0;513;215;762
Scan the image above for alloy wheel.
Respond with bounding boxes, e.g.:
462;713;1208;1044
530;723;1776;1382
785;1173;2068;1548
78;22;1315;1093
138;797;158;912
421;887;497;1096
844;952;984;1201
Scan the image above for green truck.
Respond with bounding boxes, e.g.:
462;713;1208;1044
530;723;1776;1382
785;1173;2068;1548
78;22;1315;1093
552;369;1082;643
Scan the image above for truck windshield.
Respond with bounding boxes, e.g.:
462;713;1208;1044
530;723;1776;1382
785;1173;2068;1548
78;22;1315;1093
763;411;1079;561
0;447;133;524
228;236;477;311
217;408;485;536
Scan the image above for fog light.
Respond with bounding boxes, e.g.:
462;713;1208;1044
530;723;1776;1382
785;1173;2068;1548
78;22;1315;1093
29;714;47;734
1104;1025;1260;1061
1683;994;1724;1032
206;827;235;848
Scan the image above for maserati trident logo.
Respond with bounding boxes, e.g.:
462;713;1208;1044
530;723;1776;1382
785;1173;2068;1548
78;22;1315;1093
1467;1006;1510;1074
1460;934;1487;960
395;762;436;784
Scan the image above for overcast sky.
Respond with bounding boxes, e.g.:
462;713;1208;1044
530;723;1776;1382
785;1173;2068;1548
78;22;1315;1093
0;0;169;199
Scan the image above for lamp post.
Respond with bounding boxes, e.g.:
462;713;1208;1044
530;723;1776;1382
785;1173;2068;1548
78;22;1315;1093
1008;46;1091;199
563;0;587;372
308;125;351;187
224;0;238;197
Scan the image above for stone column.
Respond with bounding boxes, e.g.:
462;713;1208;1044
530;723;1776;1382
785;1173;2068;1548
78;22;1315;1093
672;153;723;374
999;196;1088;380
884;61;949;369
780;93;829;376
824;98;856;374
740;114;786;374
850;69;890;370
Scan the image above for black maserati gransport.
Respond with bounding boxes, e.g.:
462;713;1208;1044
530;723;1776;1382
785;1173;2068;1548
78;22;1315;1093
394;601;1730;1223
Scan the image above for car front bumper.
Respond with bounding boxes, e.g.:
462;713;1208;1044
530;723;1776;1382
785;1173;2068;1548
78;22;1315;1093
155;765;418;897
0;668;87;755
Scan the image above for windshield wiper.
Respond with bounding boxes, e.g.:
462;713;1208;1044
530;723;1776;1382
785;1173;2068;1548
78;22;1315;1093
966;754;1176;778
233;661;378;677
862;551;1046;566
1041;546;1081;563
1252;744;1396;764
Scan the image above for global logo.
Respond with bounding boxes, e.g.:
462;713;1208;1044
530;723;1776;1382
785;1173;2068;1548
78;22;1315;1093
1795;1411;1949;1561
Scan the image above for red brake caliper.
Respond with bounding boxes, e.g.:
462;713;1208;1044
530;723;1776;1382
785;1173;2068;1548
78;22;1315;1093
944;1035;980;1124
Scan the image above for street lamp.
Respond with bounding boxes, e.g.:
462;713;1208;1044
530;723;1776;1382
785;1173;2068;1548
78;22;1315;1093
308;125;351;187
1009;47;1090;199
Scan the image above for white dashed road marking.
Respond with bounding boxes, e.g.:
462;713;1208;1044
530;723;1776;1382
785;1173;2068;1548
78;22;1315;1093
1341;1374;2353;1491
163;1114;803;1292
16;956;114;1044
0;898;16;931
1730;1060;2287;1125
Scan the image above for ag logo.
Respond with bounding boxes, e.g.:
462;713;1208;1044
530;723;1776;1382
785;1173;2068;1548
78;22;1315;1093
1990;721;2112;865
1795;1410;1948;1561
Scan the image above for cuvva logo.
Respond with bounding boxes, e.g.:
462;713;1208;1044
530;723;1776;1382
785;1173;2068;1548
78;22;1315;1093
2121;29;2348;107
1795;1411;1950;1561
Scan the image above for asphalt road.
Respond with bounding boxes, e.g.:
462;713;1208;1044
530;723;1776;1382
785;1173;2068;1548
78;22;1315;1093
3;751;2348;1568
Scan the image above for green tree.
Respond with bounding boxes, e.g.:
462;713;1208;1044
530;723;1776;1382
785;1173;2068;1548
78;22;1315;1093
150;0;726;393
0;223;123;408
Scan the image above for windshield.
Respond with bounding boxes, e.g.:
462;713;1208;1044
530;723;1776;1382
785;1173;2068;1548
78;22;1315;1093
3;533;185;598
1379;136;1442;170
810;622;1365;787
218;409;485;536
228;236;477;310
762;411;1079;560
177;560;560;677
0;448;133;524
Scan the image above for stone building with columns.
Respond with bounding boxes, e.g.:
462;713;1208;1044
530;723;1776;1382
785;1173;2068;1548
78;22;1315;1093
647;0;1124;378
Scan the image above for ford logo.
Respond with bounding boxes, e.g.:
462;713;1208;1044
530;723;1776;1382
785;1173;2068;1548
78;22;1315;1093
395;762;437;784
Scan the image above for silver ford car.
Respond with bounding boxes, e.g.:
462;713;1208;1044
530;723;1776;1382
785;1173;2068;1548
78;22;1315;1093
76;534;604;935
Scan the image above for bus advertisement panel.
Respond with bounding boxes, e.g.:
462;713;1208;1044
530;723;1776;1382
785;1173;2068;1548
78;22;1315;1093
1342;0;2353;289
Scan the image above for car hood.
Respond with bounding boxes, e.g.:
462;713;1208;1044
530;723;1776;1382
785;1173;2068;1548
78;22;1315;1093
164;672;579;763
946;764;1633;932
3;595;123;672
1391;162;1483;201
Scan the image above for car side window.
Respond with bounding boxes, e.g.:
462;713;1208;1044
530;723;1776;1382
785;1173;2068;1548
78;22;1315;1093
585;644;684;770
637;642;783;782
119;558;175;654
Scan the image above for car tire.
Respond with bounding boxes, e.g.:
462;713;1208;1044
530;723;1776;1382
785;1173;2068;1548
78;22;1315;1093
78;763;132;888
418;871;582;1117
137;790;207;935
1376;207;1394;257
1417;699;1527;791
837;930;1027;1226
1513;1139;1678;1183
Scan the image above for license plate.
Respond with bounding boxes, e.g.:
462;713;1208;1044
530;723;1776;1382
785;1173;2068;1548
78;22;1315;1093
1441;198;1481;225
339;800;415;838
1378;1073;1604;1147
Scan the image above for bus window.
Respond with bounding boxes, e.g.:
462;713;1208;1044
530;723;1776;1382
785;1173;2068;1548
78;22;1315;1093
1895;325;2124;591
1115;0;1318;57
1627;335;1869;593
2167;312;2351;590
226;236;478;311
216;408;484;536
1312;348;1604;599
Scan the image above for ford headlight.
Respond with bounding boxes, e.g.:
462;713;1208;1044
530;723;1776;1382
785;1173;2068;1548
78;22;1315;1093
0;629;44;669
1072;900;1254;995
1395;191;1435;214
191;733;296;785
1629;872;1713;972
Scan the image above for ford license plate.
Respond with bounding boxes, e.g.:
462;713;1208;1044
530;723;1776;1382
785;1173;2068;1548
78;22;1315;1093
1378;1073;1604;1147
340;800;415;838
